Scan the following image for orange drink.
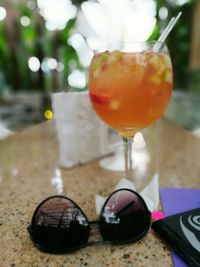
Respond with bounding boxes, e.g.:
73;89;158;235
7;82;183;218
89;50;173;137
89;41;173;181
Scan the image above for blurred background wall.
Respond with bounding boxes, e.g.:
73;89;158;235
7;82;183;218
0;0;199;133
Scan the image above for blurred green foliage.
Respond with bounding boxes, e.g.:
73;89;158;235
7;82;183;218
150;0;199;91
0;0;199;94
0;0;81;93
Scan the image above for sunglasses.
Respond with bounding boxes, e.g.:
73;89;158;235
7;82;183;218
28;188;151;254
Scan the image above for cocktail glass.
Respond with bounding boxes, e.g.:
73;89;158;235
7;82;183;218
89;41;173;181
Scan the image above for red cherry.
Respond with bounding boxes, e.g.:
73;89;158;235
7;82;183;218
89;93;110;105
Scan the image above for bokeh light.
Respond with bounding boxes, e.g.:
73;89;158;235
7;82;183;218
44;109;53;120
76;0;156;50
159;7;168;20
27;0;36;10
37;0;77;31
0;7;6;21
168;0;190;5
41;58;60;72
48;58;57;70
56;62;64;72
68;33;93;67
68;69;86;89
20;16;31;27
28;57;40;72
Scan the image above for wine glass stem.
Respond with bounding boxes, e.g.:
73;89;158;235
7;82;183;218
123;136;133;180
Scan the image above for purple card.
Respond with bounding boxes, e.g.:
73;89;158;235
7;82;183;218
160;187;200;267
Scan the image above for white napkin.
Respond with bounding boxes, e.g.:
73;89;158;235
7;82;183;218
95;173;159;214
52;92;119;168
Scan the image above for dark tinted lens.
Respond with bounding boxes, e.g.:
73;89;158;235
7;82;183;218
29;196;90;253
99;189;151;242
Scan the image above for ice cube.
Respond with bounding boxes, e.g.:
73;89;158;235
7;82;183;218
164;71;172;83
149;55;160;69
110;100;120;110
108;50;122;64
150;75;162;85
157;64;166;76
93;69;100;79
163;55;172;68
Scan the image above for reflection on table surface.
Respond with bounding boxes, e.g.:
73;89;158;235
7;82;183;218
0;117;199;267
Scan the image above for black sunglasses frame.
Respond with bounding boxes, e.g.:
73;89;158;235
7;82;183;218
28;188;151;254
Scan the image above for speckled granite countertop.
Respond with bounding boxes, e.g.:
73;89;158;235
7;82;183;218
0;118;200;267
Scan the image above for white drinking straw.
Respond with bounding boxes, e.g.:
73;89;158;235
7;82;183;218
154;12;182;51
